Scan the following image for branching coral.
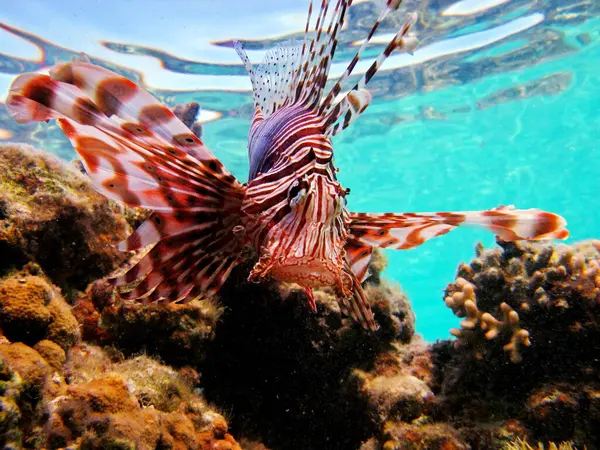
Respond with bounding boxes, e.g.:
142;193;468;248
444;239;600;363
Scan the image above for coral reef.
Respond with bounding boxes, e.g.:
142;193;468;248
0;143;131;292
200;255;417;450
0;268;80;350
444;239;600;363
72;279;221;368
1;143;600;449
45;345;240;450
0;340;241;449
429;239;600;448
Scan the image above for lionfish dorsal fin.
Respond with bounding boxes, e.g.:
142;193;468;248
235;39;304;118
235;0;351;116
321;3;418;136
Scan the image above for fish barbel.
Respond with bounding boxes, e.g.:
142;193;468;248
5;0;568;331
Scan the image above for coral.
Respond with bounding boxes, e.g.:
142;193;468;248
0;343;52;391
33;340;66;372
200;255;417;450
357;372;433;424
0;342;62;448
444;239;600;364
45;344;241;450
428;239;600;448
72;279;221;368
0;272;79;350
365;422;470;450
0;143;131;291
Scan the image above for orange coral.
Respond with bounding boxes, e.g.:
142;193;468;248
0;274;79;350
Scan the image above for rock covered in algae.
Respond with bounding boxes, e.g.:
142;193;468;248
47;344;240;450
72;278;222;368
200;253;418;450
0;268;79;350
0;339;240;449
0;143;131;292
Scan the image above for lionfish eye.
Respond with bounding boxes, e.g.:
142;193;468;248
288;180;307;207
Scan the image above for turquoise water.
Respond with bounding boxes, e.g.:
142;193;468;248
1;0;598;341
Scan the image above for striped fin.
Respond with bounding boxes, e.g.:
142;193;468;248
349;206;569;250
319;0;411;113
234;0;350;115
323;10;418;136
338;270;377;331
345;239;373;283
6;62;246;304
113;211;243;303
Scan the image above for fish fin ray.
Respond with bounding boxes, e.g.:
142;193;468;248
345;239;373;283
323;11;418;135
113;210;245;303
349;206;569;250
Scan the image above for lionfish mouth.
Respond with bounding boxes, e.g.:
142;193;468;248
250;254;342;288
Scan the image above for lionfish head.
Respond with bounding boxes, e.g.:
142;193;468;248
250;169;351;289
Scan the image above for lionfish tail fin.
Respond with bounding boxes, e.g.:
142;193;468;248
348;206;568;251
323;6;418;136
7;61;247;304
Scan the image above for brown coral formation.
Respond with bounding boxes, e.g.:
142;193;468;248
0;143;131;292
444;238;600;365
0;270;79;350
0;340;241;449
72;279;221;368
45;345;240;450
2;143;600;449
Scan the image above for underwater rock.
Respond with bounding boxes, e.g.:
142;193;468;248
0;341;64;448
173;101;204;139
0;270;80;350
0;341;241;449
361;422;469;450
200;253;417;450
46;344;240;450
0;143;131;292
72;278;221;368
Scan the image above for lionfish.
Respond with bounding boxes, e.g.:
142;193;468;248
5;0;568;331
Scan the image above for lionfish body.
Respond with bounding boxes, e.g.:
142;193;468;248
5;0;568;331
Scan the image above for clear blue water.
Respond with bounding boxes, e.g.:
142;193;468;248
1;0;598;341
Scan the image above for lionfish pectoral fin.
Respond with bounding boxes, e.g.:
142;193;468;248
337;270;378;332
345;239;374;283
304;287;317;313
7;60;247;303
349;206;569;250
